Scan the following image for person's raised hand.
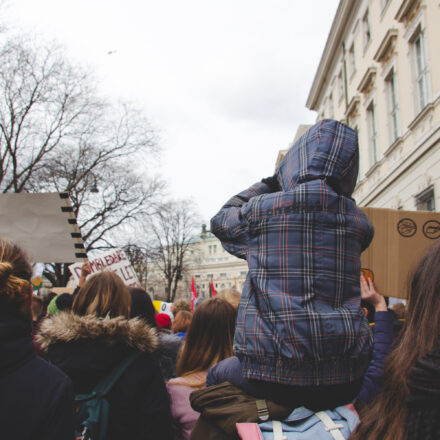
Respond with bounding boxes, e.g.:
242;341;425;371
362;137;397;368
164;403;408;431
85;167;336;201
360;275;387;312
79;261;91;287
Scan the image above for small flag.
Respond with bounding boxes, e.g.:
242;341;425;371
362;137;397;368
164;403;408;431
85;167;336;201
210;278;217;297
191;276;198;311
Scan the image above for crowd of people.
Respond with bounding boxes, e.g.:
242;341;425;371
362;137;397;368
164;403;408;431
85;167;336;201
1;119;439;439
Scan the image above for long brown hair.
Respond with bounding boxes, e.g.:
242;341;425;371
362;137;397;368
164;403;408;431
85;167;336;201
73;271;130;318
176;298;235;378
350;243;440;440
0;238;32;313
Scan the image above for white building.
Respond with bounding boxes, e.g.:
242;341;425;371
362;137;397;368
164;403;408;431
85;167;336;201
147;225;248;301
306;0;440;211
186;225;248;298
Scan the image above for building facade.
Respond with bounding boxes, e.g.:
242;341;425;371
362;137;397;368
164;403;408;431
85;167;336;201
306;0;440;211
146;225;248;301
186;226;248;297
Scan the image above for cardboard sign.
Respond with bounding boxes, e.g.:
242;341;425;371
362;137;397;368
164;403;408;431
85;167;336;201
360;207;440;299
0;193;85;263
69;249;141;288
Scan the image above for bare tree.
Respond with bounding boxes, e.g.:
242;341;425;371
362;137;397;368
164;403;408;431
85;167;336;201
0;37;99;193
147;200;200;302
0;36;163;286
123;243;151;288
39;166;163;286
32;127;163;286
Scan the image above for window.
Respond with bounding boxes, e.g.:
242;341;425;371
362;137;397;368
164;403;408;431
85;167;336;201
412;28;429;112
207;274;213;279
240;271;247;276
386;69;399;143
367;101;378;165
220;273;227;277
348;44;356;78
362;10;371;50
328;93;334;119
212;245;217;254
416;186;435;211
337;70;344;102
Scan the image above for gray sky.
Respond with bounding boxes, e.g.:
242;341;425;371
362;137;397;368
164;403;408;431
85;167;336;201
7;0;339;224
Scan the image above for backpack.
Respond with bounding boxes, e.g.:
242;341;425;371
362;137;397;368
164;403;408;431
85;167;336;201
236;405;359;440
75;352;142;440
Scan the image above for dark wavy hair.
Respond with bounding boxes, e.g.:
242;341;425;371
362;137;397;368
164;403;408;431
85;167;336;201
129;287;157;328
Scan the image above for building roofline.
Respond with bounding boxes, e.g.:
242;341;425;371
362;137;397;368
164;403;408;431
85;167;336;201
306;0;359;111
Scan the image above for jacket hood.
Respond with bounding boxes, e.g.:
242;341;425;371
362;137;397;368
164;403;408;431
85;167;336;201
37;312;158;353
276;119;359;197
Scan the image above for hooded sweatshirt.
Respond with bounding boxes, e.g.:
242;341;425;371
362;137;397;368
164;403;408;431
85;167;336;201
210;119;374;386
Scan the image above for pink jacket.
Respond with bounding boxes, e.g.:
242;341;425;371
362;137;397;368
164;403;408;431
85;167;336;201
167;371;207;440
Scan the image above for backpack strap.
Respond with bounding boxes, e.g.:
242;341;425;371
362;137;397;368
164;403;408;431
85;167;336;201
94;352;143;397
315;411;345;440
271;420;287;440
256;399;269;421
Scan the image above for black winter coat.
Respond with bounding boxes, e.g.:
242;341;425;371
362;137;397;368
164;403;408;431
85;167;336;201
38;312;173;440
0;299;74;440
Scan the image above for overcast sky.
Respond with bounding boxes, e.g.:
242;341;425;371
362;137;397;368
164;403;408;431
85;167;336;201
6;0;339;225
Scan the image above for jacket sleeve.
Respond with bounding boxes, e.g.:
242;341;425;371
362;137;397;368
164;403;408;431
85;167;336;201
210;181;273;259
206;356;246;388
43;375;75;440
357;311;394;405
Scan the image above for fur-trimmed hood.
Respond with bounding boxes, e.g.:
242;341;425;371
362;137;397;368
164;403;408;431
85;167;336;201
37;312;158;353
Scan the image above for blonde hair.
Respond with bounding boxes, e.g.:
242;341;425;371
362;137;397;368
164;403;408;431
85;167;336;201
172;298;191;315
0;238;32;309
217;288;241;309
73;271;131;318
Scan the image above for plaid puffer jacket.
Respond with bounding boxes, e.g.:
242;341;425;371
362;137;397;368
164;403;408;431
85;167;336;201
211;119;374;386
